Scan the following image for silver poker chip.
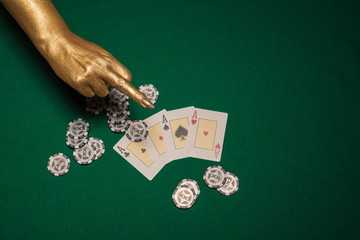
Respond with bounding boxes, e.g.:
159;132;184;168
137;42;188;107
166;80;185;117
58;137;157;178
203;165;226;189
217;172;239;196
106;110;130;124
87;137;105;160
108;120;131;133
66;118;89;140
178;179;200;199
47;153;70;176
139;84;159;104
108;88;129;104
65;135;88;149
172;185;196;209
73;144;96;165
125;120;148;142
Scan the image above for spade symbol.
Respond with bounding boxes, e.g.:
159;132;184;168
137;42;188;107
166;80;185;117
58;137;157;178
175;125;188;141
124;152;130;157
141;148;146;153
163;124;169;131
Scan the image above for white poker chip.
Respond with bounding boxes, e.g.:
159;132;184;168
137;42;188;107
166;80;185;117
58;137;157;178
217;172;239;196
172;185;196;209
203;165;226;189
65;135;88;149
108;120;131;133
87;137;105;160
139;84;159;104
106;110;130;124
66;118;90;140
178;179;200;199
108;88;129;104
47;153;70;176
125;120;148;142
73;144;96;165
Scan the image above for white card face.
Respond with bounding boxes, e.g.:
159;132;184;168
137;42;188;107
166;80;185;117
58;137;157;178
143;110;172;165
186;108;228;161
113;130;165;181
162;106;195;161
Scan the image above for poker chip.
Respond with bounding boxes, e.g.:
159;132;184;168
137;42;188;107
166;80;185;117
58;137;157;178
125;120;148;142
139;84;159;104
47;153;70;176
65;135;88;149
203;165;226;189
108;88;129;104
85;96;106;114
87;137;105;160
106;102;129;117
178;179;200;199
217;172;239;196
172;185;196;209
66;118;90;140
73;144;96;165
108;119;131;133
106;110;130;124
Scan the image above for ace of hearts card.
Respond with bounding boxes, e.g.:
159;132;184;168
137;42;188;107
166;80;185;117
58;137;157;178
185;108;228;161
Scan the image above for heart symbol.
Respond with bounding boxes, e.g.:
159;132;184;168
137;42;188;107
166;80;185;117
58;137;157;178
159;136;164;141
204;131;209;136
191;119;197;125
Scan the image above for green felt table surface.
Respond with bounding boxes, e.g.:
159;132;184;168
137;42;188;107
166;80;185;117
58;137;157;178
1;0;360;239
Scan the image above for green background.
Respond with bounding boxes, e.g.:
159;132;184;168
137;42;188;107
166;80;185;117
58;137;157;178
1;0;359;239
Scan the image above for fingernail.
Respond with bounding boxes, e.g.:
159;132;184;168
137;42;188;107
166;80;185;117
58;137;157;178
140;97;155;109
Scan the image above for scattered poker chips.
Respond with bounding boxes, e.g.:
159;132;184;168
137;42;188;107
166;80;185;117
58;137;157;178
204;165;239;196
84;85;159;135
47;153;70;176
172;167;239;209
139;84;159;104
48;118;106;176
125;120;149;142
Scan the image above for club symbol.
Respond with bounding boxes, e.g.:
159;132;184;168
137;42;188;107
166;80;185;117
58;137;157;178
141;148;146;153
124;152;130;157
175;125;188;141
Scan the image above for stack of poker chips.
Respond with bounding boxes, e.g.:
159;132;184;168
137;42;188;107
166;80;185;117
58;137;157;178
172;179;200;209
66;118;105;165
47;118;105;177
85;84;159;135
172;166;239;209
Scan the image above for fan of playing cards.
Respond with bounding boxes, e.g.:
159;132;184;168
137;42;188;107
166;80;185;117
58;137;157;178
114;106;228;180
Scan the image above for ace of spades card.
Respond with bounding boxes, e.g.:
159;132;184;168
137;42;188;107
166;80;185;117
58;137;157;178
162;106;195;161
186;108;228;161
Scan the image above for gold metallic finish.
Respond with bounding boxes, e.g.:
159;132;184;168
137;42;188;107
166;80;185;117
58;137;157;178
0;0;154;109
